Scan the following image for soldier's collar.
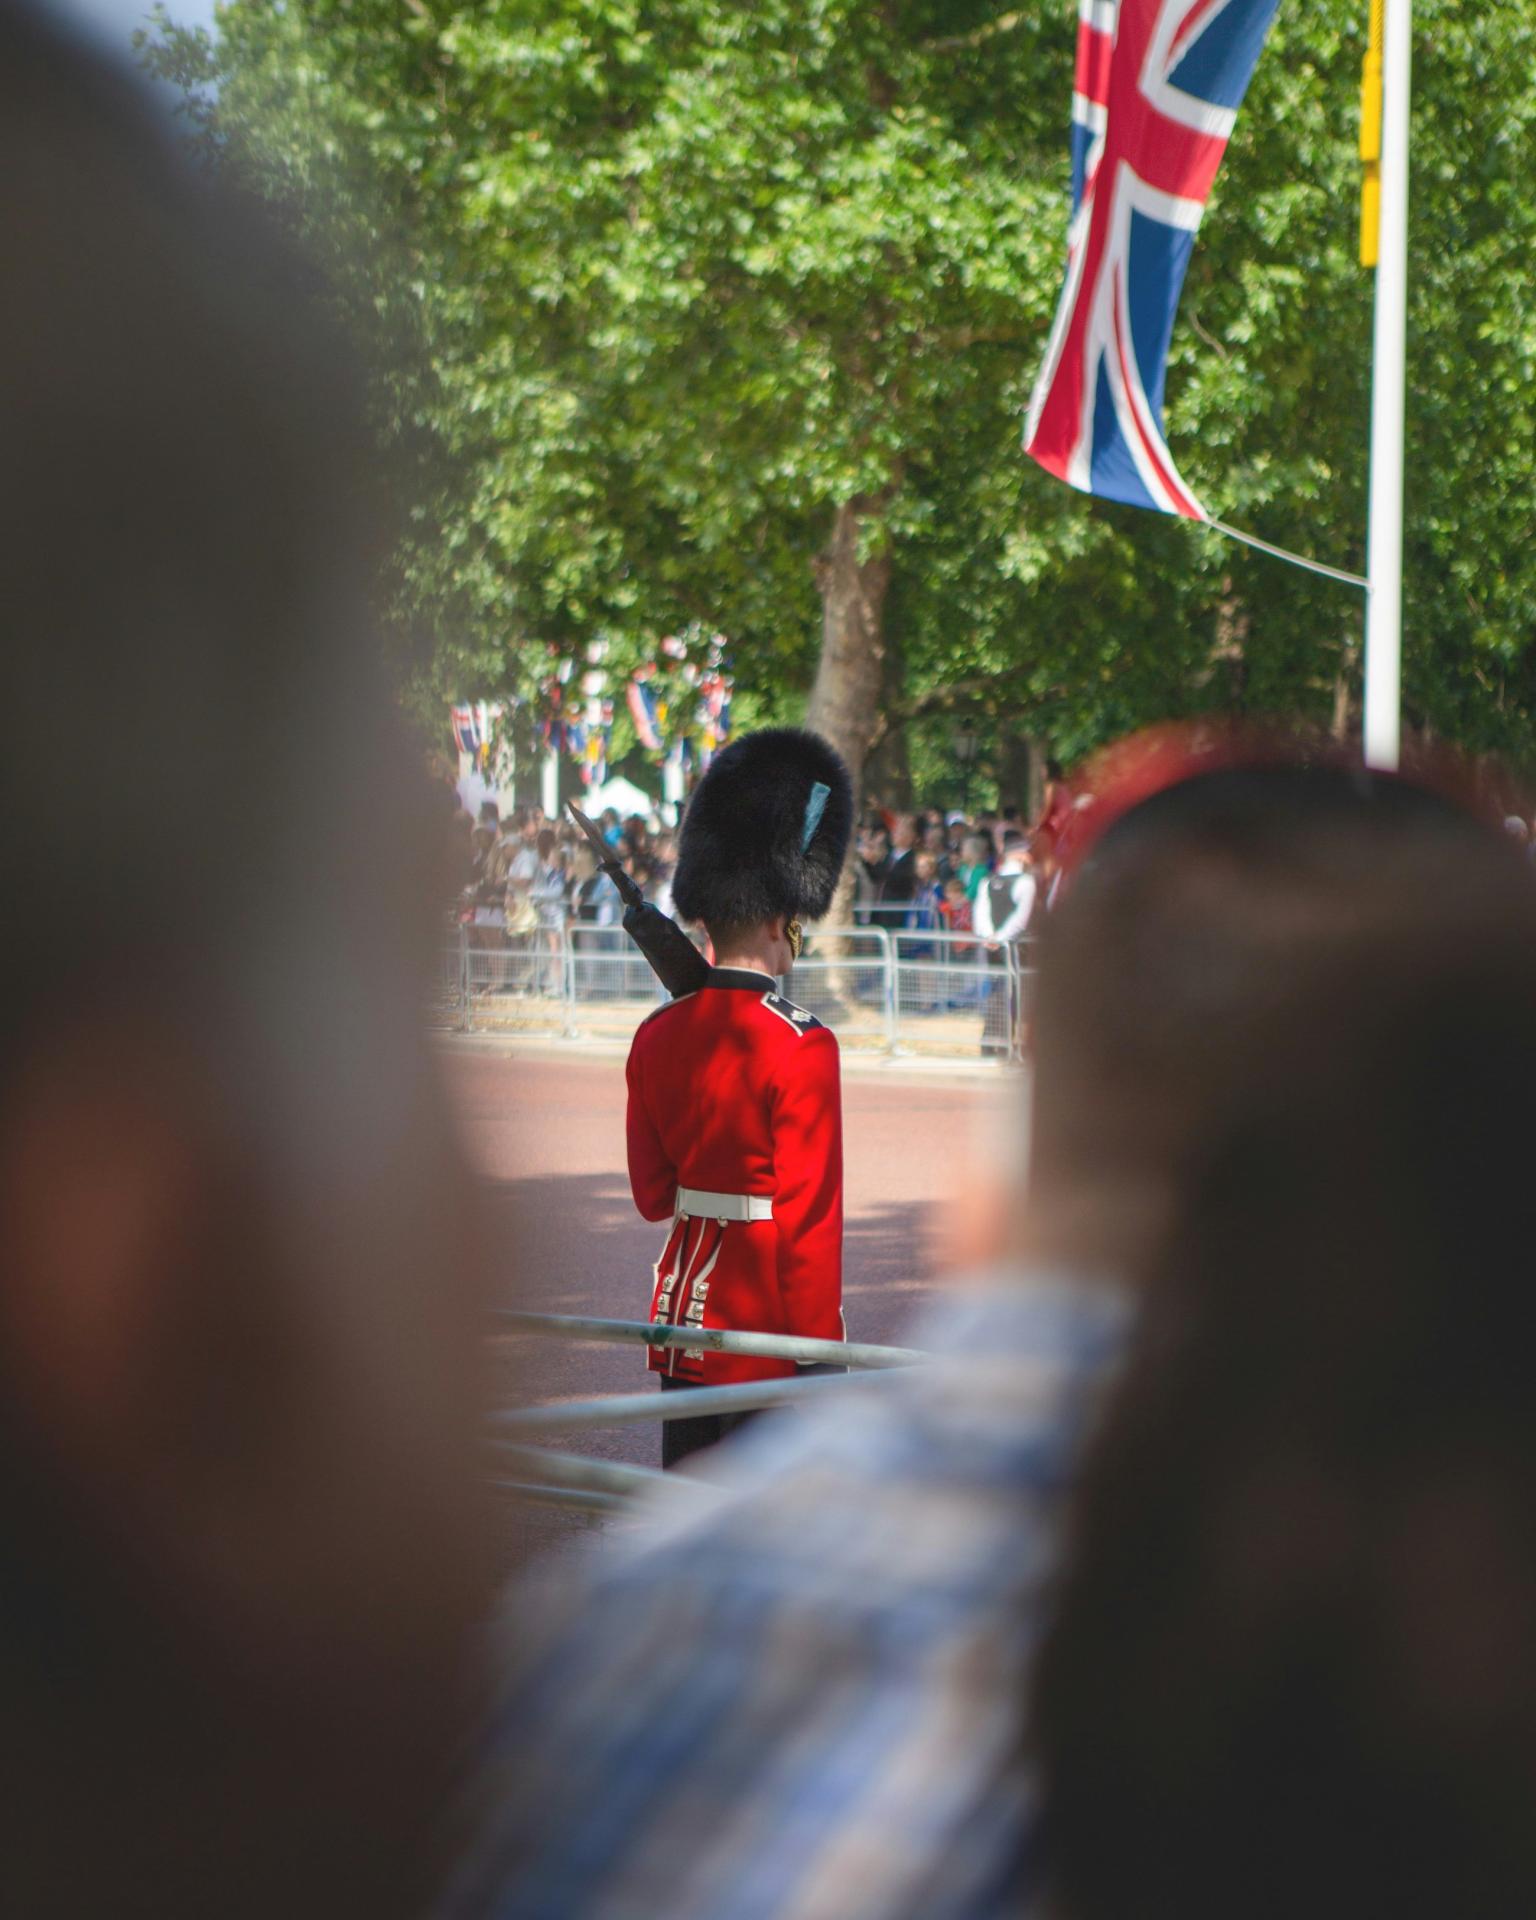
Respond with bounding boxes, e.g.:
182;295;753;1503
707;965;778;990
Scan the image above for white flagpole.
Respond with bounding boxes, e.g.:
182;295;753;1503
1363;0;1413;771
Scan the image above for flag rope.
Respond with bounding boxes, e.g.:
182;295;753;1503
1206;517;1369;590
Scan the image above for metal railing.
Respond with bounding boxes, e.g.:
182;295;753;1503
437;919;1034;1061
492;1313;930;1514
498;1310;925;1371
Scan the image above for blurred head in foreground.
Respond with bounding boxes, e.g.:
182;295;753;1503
1034;810;1536;1915
0;7;488;1913
1017;757;1485;1279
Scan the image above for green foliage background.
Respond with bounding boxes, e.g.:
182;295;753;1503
142;0;1536;788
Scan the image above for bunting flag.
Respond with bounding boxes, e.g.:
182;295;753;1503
449;704;482;758
628;676;664;751
1025;0;1280;519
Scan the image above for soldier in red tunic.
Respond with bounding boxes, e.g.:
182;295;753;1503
625;727;854;1467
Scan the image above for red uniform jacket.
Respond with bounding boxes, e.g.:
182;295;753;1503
626;966;845;1386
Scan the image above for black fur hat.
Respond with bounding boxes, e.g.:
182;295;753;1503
672;727;854;928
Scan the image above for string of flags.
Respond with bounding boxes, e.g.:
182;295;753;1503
449;628;733;792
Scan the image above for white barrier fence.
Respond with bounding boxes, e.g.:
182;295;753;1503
435;921;1034;1062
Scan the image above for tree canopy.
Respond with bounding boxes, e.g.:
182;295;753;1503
142;0;1536;794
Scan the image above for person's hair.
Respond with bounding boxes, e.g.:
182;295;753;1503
0;7;483;1911
1025;765;1487;1269
1033;829;1536;1919
1001;829;1029;853
536;828;557;859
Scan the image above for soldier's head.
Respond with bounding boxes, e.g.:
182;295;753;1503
673;729;854;968
0;8;488;1912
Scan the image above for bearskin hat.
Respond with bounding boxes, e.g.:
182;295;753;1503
672;727;854;928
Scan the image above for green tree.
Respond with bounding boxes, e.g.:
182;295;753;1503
142;0;1536;785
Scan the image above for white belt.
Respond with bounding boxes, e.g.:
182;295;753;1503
676;1186;774;1223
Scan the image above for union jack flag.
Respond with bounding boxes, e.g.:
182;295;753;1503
1025;0;1280;520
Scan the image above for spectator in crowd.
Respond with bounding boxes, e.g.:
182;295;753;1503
484;812;517;883
446;753;1492;1920
505;807;541;889
908;848;946;931
974;830;1037;1056
568;840;622;998
975;831;1038;946
884;813;920;910
958;829;994;903
469;822;497;880
0;9;493;1914
571;841;621;932
648;831;678;918
1032;821;1536;1920
856;820;893;925
941;872;974;933
921;814;954;883
528;827;568;994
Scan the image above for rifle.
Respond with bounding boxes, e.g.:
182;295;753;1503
567;804;709;999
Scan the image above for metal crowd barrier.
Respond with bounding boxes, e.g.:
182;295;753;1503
498;1310;925;1370
437;918;1035;1061
492;1313;931;1514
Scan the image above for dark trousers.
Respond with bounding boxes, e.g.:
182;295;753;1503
659;1374;758;1470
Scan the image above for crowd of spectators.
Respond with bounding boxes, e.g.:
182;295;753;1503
853;807;1049;945
450;801;676;941
452;792;1067;959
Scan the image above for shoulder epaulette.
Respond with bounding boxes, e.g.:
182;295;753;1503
760;990;824;1035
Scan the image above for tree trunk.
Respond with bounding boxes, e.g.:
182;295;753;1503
1331;642;1359;742
863;614;911;808
807;495;892;930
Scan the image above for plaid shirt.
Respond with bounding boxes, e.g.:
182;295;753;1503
446;1274;1129;1920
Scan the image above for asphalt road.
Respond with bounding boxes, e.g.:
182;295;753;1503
445;1043;1013;1566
